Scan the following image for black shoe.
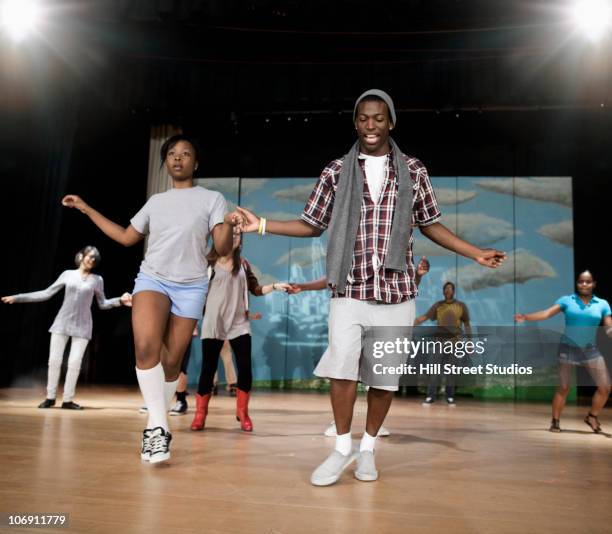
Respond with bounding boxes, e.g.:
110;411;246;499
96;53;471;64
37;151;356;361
61;401;83;410
169;399;188;416
38;399;55;409
212;384;218;396
229;383;237;397
549;418;561;432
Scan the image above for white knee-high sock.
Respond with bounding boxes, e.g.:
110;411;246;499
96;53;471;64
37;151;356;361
335;432;352;456
360;431;377;452
164;378;179;410
136;363;168;431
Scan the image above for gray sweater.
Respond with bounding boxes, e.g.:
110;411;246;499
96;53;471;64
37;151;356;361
12;270;122;340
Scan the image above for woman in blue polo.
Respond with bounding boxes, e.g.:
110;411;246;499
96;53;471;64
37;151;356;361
515;270;612;433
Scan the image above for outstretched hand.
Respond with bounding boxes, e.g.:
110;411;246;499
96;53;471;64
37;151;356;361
1;296;15;304
273;283;292;293
514;313;526;323
120;293;132;307
416;256;430;277
475;249;506;268
236;207;260;233
61;195;89;214
286;284;302;295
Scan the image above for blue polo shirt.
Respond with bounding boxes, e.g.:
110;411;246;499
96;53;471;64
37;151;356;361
555;294;611;347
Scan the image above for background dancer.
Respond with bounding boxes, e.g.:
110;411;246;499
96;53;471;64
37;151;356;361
2;246;131;409
191;228;290;432
515;270;612;433
238;89;505;486
414;281;471;406
62;134;242;463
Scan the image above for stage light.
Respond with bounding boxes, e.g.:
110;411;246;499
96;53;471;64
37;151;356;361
1;0;40;42
572;0;611;41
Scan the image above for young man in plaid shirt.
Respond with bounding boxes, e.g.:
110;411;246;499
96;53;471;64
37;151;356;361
238;89;505;486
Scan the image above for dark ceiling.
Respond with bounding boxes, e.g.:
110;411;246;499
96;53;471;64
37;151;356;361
1;0;611;116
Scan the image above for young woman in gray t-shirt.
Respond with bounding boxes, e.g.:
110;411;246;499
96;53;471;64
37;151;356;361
61;135;243;463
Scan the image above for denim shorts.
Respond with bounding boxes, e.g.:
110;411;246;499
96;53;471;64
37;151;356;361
132;271;208;320
558;343;604;366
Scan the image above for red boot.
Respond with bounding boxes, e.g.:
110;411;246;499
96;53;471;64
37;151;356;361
236;389;253;432
190;393;211;431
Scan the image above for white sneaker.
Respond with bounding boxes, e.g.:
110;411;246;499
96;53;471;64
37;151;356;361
324;422;337;437
310;450;358;486
140;429;152;461
354;451;378;482
148;427;172;464
422;397;434;406
377;426;391;437
324;422;391;437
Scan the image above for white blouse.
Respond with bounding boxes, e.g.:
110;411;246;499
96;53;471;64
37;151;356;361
12;270;122;340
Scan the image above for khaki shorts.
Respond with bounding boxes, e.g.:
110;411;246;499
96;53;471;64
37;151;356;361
314;297;415;391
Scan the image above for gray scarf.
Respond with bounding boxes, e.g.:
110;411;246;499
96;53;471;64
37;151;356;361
326;138;413;295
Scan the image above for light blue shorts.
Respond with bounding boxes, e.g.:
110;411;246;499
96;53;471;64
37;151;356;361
132;271;208;320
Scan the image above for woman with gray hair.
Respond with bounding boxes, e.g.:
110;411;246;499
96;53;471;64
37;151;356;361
2;246;132;409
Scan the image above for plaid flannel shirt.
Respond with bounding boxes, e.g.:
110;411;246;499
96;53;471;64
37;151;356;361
301;150;441;303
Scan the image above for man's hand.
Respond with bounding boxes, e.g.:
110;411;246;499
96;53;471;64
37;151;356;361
286;284;302;295
514;313;526;323
475;249;506;268
416;256;430;277
236;207;260;233
1;296;15;304
224;210;244;227
120;293;132;307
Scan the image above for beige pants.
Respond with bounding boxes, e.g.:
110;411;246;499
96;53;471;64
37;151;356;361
314;297;415;391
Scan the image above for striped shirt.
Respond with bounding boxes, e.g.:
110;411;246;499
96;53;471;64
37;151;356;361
301;150;441;303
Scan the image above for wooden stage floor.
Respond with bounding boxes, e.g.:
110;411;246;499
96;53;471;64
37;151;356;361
0;387;611;534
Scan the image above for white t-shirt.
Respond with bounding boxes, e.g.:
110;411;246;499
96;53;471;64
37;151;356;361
359;153;388;204
130;186;227;283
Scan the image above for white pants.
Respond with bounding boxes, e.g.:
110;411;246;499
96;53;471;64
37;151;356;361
47;333;89;402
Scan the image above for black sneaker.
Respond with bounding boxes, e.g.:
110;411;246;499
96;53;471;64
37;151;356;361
422;397;434;406
141;429;152;461
549;418;561;433
61;401;83;410
38;399;55;409
169;399;188;416
148;427;172;464
446;397;456;406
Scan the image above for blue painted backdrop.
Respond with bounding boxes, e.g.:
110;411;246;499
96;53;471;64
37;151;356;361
186;176;573;397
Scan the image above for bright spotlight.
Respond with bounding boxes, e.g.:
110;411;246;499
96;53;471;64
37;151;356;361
572;0;612;41
1;0;41;42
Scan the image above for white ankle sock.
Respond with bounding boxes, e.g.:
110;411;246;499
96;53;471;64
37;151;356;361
335;432;352;456
164;378;179;410
360;431;377;452
136;363;168;432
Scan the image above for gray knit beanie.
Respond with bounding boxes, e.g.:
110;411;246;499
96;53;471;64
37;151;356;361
353;89;396;125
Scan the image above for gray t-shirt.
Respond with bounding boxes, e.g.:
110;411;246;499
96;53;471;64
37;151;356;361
130;186;226;283
201;266;250;340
